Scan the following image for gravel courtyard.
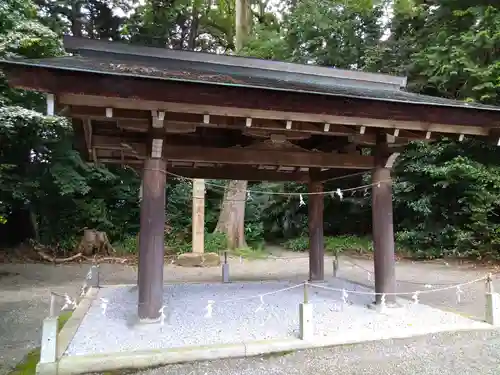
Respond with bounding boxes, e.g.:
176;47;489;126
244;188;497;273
0;253;499;374
65;279;489;357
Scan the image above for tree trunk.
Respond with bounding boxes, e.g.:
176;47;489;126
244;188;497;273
213;0;252;250
214;180;247;250
235;0;251;51
187;5;199;50
70;2;83;37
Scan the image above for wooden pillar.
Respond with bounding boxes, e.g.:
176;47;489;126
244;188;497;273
308;180;324;281
372;133;396;304
192;179;205;253
138;158;166;321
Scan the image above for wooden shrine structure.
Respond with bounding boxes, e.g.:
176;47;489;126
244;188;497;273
2;36;500;320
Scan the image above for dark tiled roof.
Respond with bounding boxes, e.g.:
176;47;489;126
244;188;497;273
62;35;407;88
2;52;499;112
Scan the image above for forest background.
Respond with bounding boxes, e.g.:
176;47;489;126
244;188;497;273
1;0;500;261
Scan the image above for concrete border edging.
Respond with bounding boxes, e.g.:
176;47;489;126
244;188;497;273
57;287;98;358
55;324;494;375
57;343;248;375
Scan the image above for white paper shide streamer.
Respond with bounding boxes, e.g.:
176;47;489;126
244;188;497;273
80;282;88;297
255;295;265;312
62;294;76;311
456;285;463;303
379;293;387;313
335;188;343;200
341;289;349;304
412;291;420;305
159;305;167;325
205;300;214;318
100;298;109;316
299;194;305;207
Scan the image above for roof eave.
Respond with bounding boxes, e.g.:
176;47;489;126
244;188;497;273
1;59;499;113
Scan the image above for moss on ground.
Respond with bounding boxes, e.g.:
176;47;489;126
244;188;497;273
8;311;73;375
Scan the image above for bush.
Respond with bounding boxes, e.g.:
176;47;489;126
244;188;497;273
283;235;372;254
204;232;228;253
114;235;138;255
324;235;372;255
116;231;229;255
283;236;309;252
244;221;265;247
231;245;268;259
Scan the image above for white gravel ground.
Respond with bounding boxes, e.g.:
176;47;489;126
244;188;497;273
65;279;490;356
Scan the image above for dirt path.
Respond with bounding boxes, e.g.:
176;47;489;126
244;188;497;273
0;254;497;374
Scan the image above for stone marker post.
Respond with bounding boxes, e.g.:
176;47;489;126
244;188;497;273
192;179;205;254
36;294;59;375
222;251;230;283
299;282;313;340
485;274;500;326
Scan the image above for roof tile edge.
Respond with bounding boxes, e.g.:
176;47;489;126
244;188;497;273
63;36;407;89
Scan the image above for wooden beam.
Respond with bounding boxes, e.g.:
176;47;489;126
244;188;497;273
98;159;314;181
59;94;491;137
166;146;372;168
82;119;92;156
93;135;373;168
69;105;357;138
93;135;147;154
170;165;311;182
3;66;497;136
77;107;427;144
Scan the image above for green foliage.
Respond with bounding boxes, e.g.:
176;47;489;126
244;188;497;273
393;139;500;259
8;347;40;375
409;5;500;103
116;231;229;255
204;231;228;253
0;0;37;33
284;0;383;68
244;221;265;247
324;235;373;255
114;235;138;255
283;235;373;254
283;236;309;252
2;0;500;263
165;231;229;254
231;245;268;260
0;21;65;59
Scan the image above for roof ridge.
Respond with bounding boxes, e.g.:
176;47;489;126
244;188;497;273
63;36;407;89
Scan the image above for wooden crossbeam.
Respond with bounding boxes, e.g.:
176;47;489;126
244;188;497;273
98;159;313;181
162;146;372;169
169;165;310;182
59;93;490;137
92;135;373;169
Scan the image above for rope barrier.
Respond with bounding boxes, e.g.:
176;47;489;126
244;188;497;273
307;274;488;296
165;170;391;197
